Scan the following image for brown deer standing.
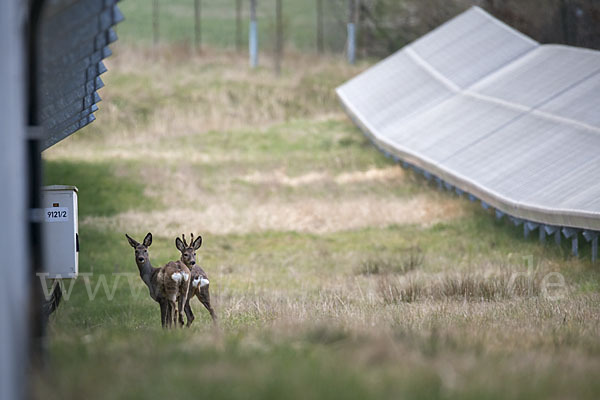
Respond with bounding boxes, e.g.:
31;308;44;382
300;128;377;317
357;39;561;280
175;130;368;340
176;233;217;325
126;233;190;328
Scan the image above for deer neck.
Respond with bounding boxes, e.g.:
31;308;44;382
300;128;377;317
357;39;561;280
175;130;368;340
137;260;158;296
179;256;189;269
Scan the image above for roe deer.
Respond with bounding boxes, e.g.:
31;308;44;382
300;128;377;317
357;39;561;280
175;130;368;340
176;233;217;325
126;233;190;328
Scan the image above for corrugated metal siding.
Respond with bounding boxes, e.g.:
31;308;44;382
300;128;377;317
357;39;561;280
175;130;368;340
337;6;600;233
39;0;123;150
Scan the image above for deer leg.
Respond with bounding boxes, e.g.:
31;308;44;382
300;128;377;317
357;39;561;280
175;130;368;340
159;299;167;328
167;298;178;329
166;301;173;329
184;299;195;327
177;294;186;327
198;286;217;323
171;300;179;327
165;302;170;329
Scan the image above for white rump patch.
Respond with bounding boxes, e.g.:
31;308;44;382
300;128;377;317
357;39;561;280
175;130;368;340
171;272;183;283
182;272;190;282
192;277;210;288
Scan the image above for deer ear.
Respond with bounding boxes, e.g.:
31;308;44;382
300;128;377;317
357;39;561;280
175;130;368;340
175;237;185;252
143;232;152;247
193;235;202;250
125;234;139;248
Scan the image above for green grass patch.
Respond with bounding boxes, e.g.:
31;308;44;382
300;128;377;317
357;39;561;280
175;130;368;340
44;160;161;218
115;0;345;51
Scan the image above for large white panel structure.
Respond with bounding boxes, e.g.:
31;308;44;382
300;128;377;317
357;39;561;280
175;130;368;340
337;6;600;250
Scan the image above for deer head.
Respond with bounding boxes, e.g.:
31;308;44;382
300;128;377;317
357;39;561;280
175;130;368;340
175;233;202;267
126;232;153;267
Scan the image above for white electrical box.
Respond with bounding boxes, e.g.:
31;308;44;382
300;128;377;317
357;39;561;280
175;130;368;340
42;185;79;279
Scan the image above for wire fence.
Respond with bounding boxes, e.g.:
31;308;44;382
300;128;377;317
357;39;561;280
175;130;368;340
115;0;600;65
117;0;351;54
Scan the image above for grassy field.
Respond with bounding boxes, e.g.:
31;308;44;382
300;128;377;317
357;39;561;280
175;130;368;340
35;42;600;399
117;0;347;51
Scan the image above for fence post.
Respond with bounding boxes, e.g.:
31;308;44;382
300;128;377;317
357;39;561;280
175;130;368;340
274;0;283;75
249;0;258;67
153;0;159;46
347;0;356;64
194;0;201;51
236;0;242;52
316;0;324;53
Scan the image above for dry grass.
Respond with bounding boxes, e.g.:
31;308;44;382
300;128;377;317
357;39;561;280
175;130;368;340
377;265;568;304
40;46;600;399
356;246;424;275
45;46;466;235
241;166;406;187
80;193;465;235
46;45;367;153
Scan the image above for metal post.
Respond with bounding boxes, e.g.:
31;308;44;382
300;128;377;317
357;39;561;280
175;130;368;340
316;0;324;53
1;1;29;398
539;227;546;243
249;0;258;68
194;0;201;51
524;223;530;239
355;0;361;58
236;0;242;52
555;229;561;245
347;0;356;64
153;0;159;46
572;235;578;257
26;0;47;372
274;0;282;75
583;231;598;264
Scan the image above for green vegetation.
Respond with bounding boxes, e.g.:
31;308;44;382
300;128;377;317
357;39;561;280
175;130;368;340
44;160;161;218
36;36;600;400
116;0;344;51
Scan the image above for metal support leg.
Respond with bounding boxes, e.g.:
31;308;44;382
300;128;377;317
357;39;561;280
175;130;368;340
495;210;504;220
539;228;546;244
524;223;530;239
555;230;561;245
249;20;258;68
582;231;599;264
572;236;578;257
347;22;356;64
249;0;258;68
